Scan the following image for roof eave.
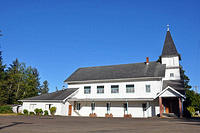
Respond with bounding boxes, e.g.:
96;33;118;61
154;86;186;99
68;98;154;102
66;77;163;84
18;100;64;102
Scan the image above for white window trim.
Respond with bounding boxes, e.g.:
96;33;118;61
146;85;151;93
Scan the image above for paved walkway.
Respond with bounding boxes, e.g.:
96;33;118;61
0;116;200;133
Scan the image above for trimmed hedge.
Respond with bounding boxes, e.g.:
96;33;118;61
50;107;56;115
34;108;43;115
0;105;13;113
29;111;35;115
44;110;49;116
23;109;28;115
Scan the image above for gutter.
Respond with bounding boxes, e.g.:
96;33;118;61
18;100;64;103
66;77;163;84
68;98;154;102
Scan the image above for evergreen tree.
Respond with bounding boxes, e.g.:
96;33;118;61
40;80;49;94
180;68;192;90
6;59;25;104
0;31;42;104
181;68;200;116
0;51;8;105
22;66;40;99
6;59;40;104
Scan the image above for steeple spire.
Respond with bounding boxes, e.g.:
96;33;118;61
161;30;179;57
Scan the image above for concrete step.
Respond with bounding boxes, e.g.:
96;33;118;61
162;113;178;118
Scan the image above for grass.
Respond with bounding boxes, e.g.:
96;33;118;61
0;113;18;116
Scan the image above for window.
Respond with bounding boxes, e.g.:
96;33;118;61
146;85;151;93
106;102;111;113
170;73;174;77
123;103;128;111
111;85;119;93
84;86;91;94
142;103;147;111
29;104;36;110
126;84;135;93
45;104;52;110
97;86;104;94
91;102;95;112
45;104;48;109
76;103;81;110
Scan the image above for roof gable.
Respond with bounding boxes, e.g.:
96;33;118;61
160;88;181;97
155;86;185;99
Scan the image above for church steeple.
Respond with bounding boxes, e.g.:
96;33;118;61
161;30;179;57
161;28;181;80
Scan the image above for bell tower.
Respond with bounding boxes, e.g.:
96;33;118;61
161;26;181;80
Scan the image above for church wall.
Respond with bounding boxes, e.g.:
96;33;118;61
22;101;65;116
68;80;162;99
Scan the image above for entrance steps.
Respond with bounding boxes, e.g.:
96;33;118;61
162;113;178;118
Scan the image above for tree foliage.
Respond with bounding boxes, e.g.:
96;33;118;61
39;80;49;94
0;50;45;105
0;51;8;105
181;68;200;117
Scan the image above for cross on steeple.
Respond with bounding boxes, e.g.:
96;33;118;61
167;24;170;31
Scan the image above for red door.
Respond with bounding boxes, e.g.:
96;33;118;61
68;105;72;116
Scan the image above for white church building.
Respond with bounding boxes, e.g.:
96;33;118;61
20;29;185;118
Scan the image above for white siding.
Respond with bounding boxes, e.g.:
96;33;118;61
161;56;179;67
22;101;67;116
68;80;162;100
163;68;181;80
69;100;159;118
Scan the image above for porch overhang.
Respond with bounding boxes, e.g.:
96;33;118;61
68;98;154;102
155;86;186;99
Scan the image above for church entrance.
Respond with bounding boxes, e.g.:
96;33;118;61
162;97;179;115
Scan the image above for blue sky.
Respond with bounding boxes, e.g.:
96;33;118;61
0;0;199;92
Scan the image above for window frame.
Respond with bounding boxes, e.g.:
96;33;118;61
91;102;95;111
170;73;174;77
126;84;135;93
97;86;104;94
123;103;128;111
29;104;36;110
111;85;119;93
76;103;81;110
106;102;111;111
84;86;91;94
146;85;151;93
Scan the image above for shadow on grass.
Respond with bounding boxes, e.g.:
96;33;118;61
0;122;32;130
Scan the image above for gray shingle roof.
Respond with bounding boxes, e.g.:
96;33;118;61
162;80;184;91
161;31;179;57
21;88;78;101
65;61;166;82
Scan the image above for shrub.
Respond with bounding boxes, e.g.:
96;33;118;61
187;106;195;117
23;109;28;115
38;109;43;115
50;107;56;116
0;105;13;114
29;111;35;115
34;108;40;115
44;110;49;116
